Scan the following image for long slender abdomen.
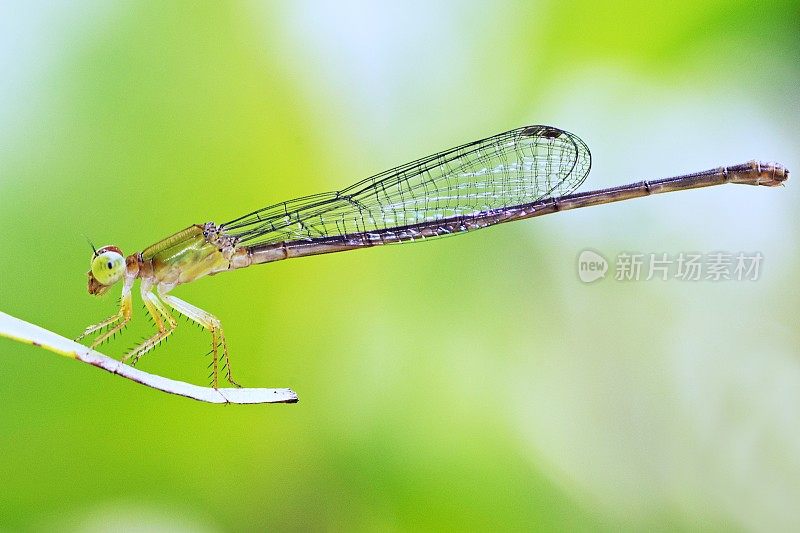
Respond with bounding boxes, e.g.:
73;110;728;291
232;161;788;269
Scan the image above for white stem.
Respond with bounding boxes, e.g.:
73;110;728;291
0;311;298;405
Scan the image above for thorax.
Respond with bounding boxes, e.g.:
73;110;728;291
131;223;238;286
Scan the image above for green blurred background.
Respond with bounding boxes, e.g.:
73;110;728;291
1;1;798;530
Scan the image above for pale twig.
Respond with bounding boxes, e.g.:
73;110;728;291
0;311;298;405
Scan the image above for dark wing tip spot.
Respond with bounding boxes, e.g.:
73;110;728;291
520;126;542;137
539;127;564;139
520;125;563;139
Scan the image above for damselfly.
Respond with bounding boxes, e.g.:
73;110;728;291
78;125;788;387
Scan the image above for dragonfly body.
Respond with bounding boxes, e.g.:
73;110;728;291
77;125;788;388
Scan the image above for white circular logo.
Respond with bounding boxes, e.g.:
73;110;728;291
577;250;608;283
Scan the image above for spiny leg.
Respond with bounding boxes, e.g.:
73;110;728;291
123;286;177;366
158;289;241;388
76;313;122;340
77;281;133;348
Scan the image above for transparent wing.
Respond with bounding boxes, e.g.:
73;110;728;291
221;125;591;247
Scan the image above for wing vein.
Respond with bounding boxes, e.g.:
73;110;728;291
220;125;591;249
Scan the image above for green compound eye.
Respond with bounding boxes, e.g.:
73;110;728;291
91;249;125;286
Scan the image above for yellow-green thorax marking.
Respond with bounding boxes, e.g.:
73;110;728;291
136;224;234;286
